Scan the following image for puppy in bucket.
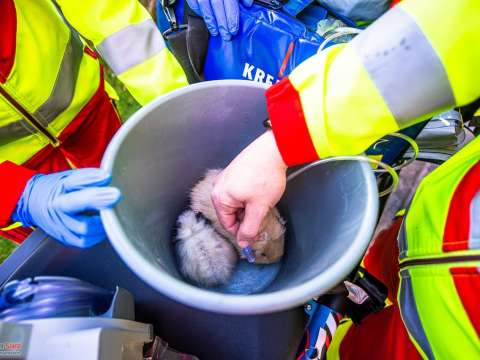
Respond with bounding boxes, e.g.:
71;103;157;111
175;169;286;287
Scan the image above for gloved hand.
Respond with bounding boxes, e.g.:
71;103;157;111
13;169;121;248
187;0;254;41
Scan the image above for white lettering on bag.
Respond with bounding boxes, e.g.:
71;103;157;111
242;63;279;85
242;63;255;80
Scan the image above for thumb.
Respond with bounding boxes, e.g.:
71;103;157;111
241;0;254;7
236;203;268;248
55;187;122;214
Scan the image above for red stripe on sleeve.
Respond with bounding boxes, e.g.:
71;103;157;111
0;0;17;83
266;77;319;166
443;161;480;252
450;267;480;337
0;161;37;227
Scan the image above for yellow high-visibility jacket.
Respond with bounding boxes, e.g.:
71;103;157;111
0;0;187;166
0;0;187;228
266;0;480;166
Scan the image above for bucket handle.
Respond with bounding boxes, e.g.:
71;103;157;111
371;132;419;173
287;154;399;197
286;132;419;197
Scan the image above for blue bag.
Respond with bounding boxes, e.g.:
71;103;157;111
157;0;341;83
204;4;325;84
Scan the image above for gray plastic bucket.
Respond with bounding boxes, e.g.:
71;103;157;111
101;80;378;316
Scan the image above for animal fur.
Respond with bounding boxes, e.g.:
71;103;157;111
175;210;237;287
190;169;286;264
174;169;286;287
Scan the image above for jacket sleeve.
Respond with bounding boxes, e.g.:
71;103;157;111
55;0;188;105
266;0;480;166
0;161;36;227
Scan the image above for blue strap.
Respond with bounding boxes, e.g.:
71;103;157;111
283;0;314;16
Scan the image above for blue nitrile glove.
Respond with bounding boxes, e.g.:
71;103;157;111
187;0;254;41
13;169;121;248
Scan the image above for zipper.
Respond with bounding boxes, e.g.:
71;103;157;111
0;84;60;147
399;254;480;269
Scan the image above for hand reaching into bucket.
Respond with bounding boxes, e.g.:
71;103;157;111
212;131;287;248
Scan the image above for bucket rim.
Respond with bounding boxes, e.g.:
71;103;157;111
100;80;379;315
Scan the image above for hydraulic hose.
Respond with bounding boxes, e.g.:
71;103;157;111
0;276;113;322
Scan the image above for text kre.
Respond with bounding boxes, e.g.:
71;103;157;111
242;63;280;85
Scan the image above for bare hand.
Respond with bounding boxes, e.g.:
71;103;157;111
211;131;287;248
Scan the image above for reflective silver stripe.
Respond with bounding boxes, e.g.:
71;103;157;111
0;29;83;145
35;29;84;126
399;270;435;360
351;6;455;126
0;120;36;146
469;191;480;249
398;219;408;259
96;19;166;75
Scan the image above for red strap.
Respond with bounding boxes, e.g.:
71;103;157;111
0;161;37;227
0;0;17;83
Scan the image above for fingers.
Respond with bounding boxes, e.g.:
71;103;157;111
54;187;122;215
49;213;107;249
196;0;239;39
236;203;268;248
60;213;105;238
58;230;106;249
197;0;219;36
210;0;232;40
212;197;240;235
62;168;112;191
223;0;240;36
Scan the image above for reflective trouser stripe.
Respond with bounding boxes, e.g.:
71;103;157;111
399;270;434;359
399;265;480;359
351;6;455;128
96;19;165;75
397;213;408;260
469;192;480;249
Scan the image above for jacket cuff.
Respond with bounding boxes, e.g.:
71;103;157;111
265;77;320;166
0;161;37;227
